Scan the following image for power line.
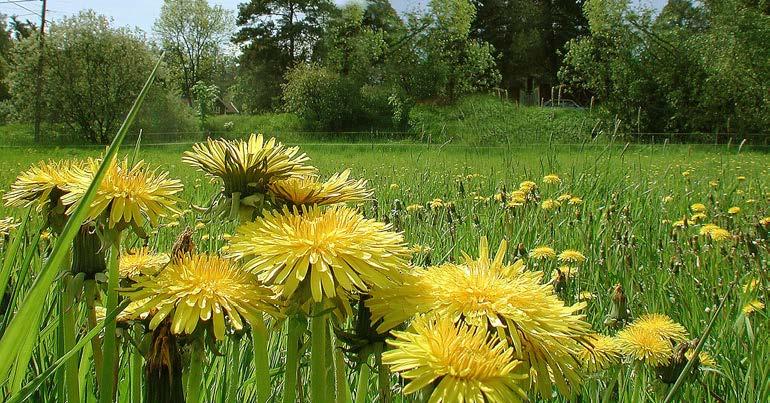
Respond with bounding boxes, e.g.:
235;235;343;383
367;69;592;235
0;0;42;17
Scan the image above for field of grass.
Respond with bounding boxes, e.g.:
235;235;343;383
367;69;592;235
0;139;768;402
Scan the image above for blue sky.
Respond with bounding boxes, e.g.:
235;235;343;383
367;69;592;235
0;0;665;34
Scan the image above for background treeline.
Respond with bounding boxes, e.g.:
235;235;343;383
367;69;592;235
0;0;766;144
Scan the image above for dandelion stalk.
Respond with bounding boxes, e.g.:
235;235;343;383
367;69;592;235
283;315;303;403
226;337;242;402
311;302;328;403
99;230;122;403
186;338;205;403
334;342;351;403
251;318;270;403
354;359;370;403
62;273;81;403
130;323;143;403
85;280;104;388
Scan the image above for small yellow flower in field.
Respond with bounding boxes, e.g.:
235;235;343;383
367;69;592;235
429;198;444;209
761;217;770;227
226;206;410;305
690;203;707;213
699;223;720;236
616;314;688;366
194;221;205;230
541;199;561;210
662;195;674;203
708;227;731;241
686;349;716;368
558;249;586;264
406;203;424;213
728;206;741;215
737;175;746;181
494;192;504;202
672;219;686;228
509;190;526;200
201;234;210;241
743;300;764;315
708;180;718;188
690;213;707;223
569;196;583;205
40;230;51;241
474;195;491;203
389;183;399;190
743;278;760;293
557;193;572;202
543;174;561;185
383;316;528;403
119;248;169;280
557;266;578;278
127;254;280;340
518;181;537;192
529;246;556;260
745;199;756;204
736;189;745;195
579;291;595;301
682;171;691;178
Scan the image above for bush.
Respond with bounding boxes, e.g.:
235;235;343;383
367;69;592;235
282;64;359;130
133;90;197;141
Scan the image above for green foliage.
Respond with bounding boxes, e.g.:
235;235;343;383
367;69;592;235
7;11;165;143
560;0;770;135
282;64;359;130
191;81;220;130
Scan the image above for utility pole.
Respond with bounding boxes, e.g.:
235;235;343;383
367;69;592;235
33;0;47;143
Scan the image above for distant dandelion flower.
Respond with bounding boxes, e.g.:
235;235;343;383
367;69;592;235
119;248;169;280
708;228;730;241
127;254;279;340
226;206;410;305
557;193;572;202
268;170;372;207
429;198;444;209
699;223;720;236
529;246;556;260
727;206;741;215
518;181;537;193
579;291;595;301
690;203;707;213
541;199;561;210
568;196;583;205
558;250;586;264
760;217;770;227
63;158;183;229
737;176;746;181
662;195;673;203
383;316;528;403
689;213;707;223
685;349;716;368
743;300;764;315
406;204;424;213
543;174;561;185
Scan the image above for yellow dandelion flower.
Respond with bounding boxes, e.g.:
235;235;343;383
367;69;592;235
708;228;731;241
268;170;372;207
225;205;410;305
126;254;279;340
557;193;572;202
690;203;707;213
119;248;169;280
543;174;561;185
699;223;720;236
389;183;399;190
617;314;688;366
662;195;674;203
62;158;183;229
558;250;586;264
579;291;595;301
690;213;707;223
743;278;760;293
579;335;622;372
708;180;719;188
568;196;583;205
429;198;444;209
529;246;556;260
182;134;315;197
369;237;593;397
672;219;686;229
518;181;537;193
685;349;716;368
383;316;528;403
742;299;764;315
737;175;746;181
3;159;83;209
759;217;770;227
727;206;741;215
541;199;561;210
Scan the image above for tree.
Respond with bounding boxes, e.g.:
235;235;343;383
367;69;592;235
154;0;233;104
233;0;335;112
8;11;164;143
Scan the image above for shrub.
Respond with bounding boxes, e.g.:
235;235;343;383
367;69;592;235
282;64;358;130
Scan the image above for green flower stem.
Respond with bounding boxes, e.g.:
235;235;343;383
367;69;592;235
334;341;351;403
311;302;328;403
186;339;205;403
354;358;370;403
230;192;241;220
374;343;390;403
99;230;122;403
251;318;270;403
84;280;104;389
283;315;304;403
226;336;242;402
63;274;81;403
131;323;143;403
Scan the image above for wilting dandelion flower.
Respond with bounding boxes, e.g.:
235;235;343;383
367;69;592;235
268;170;371;207
127;254;279;340
369;237;593;397
617;314;688;366
183;134;315;196
558;249;586;264
543;174;561;185
383;315;528;403
743;300;764;315
226;206;410;305
119;248;169;280
63;158;183;229
529;246;556;260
